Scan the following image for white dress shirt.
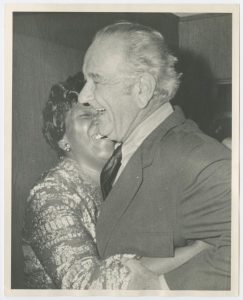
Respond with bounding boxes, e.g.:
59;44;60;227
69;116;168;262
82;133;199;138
115;102;173;182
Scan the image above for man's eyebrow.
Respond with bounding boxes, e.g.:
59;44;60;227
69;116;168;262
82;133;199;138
88;72;106;82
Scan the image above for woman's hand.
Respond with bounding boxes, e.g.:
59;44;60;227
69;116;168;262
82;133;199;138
122;258;163;290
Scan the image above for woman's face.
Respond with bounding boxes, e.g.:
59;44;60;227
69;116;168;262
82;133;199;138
63;103;114;168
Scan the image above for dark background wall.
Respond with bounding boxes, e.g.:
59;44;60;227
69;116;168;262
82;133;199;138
12;25;84;290
11;12;232;288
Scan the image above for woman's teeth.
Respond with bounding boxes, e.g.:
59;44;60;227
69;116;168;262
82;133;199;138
96;108;105;113
94;133;104;140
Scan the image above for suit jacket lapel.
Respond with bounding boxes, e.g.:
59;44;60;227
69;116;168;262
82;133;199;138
96;146;143;256
96;106;186;256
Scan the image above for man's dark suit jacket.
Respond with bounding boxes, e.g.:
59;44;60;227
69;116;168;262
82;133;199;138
96;106;231;290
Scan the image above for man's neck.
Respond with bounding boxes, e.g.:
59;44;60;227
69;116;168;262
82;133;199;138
123;100;167;143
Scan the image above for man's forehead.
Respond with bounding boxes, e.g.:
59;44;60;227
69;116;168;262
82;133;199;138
85;37;125;61
82;48;105;79
83;37;125;73
82;42;99;74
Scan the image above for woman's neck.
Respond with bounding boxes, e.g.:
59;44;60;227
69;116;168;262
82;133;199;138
66;153;102;185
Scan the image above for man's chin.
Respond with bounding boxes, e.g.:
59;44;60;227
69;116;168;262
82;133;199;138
98;123;120;142
98;127;113;141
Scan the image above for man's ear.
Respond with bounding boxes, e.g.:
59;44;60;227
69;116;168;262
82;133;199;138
135;73;156;109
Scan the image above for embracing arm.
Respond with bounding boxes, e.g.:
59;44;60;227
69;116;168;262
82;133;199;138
164;159;231;290
140;240;211;275
24;185;131;289
121;240;211;290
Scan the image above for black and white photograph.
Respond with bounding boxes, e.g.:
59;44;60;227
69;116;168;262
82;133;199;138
3;2;240;297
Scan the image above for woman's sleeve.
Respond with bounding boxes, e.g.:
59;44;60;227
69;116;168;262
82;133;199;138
24;183;131;290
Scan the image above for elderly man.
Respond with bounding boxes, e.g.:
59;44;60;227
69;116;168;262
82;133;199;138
78;21;231;290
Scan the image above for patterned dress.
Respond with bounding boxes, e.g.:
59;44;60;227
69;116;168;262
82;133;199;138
22;158;131;289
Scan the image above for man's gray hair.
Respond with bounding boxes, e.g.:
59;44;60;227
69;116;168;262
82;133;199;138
93;21;181;101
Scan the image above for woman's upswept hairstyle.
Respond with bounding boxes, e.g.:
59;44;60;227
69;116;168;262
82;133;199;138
93;21;181;101
42;72;85;156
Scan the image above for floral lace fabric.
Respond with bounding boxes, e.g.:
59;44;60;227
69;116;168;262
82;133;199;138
22;158;131;289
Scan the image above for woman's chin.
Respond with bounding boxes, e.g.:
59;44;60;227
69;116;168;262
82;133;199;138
96;146;114;162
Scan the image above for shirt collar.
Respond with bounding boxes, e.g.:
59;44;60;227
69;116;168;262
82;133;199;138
122;102;173;152
113;102;173;183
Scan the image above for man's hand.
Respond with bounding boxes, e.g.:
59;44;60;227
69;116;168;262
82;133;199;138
122;258;167;290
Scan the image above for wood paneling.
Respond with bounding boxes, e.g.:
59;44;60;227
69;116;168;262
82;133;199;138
172;14;232;134
179;14;232;80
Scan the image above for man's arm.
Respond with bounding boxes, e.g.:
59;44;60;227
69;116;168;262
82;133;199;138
124;241;211;290
164;159;231;290
139;240;211;275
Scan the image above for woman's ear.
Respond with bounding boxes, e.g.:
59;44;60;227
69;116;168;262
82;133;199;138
58;135;71;152
135;73;156;109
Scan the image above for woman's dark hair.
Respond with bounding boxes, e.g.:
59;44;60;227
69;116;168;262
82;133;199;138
42;72;85;156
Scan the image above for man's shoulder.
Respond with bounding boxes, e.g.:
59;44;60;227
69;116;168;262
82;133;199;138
151;119;231;177
141;119;231;190
159;119;229;156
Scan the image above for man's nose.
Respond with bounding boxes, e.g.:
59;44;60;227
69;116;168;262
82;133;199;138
78;83;94;104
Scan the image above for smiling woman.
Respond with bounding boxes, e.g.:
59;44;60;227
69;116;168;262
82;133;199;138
21;72;134;289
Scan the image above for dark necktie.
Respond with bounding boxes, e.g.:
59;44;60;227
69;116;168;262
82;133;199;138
100;144;122;200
